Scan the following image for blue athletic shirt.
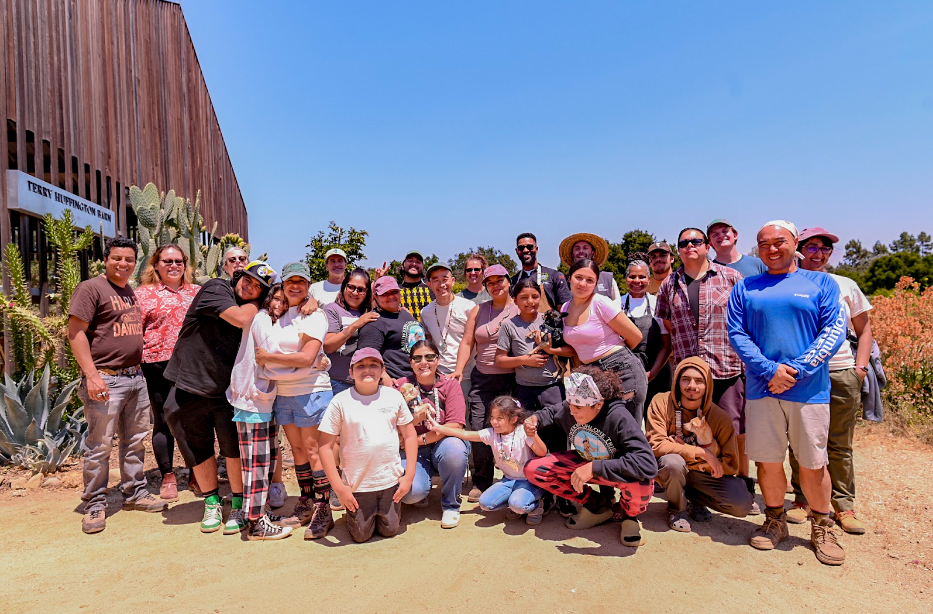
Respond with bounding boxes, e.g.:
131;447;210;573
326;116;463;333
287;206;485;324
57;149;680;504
727;269;846;404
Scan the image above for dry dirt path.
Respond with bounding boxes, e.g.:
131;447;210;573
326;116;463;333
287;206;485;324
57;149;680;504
1;423;931;613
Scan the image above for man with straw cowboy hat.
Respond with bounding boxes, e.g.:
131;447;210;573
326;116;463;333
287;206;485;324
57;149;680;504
558;232;620;301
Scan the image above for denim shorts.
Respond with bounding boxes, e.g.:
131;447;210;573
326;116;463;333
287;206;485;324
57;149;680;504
272;390;333;428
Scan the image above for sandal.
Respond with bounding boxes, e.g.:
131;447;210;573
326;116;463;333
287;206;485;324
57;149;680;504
565;506;613;530
668;512;691;533
620;518;645;547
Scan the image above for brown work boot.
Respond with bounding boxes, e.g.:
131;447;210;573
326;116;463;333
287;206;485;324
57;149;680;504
750;512;789;550
811;517;846;565
835;510;866;535
292;497;315;525
786;501;809;524
467;486;483;503
82;508;106;534
304;501;334;539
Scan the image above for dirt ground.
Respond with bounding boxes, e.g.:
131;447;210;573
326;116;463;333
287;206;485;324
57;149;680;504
1;421;931;614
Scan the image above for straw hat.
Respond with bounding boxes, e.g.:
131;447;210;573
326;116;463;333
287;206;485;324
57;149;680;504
559;233;609;267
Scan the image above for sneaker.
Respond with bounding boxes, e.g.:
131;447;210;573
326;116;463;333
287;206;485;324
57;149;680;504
467;487;482;503
304;502;334;539
268;482;287;509
620;518;645;547
749;513;789;550
248;514;293;541
160;473;179;502
525;502;544;526
200;501;224;533
82;508;106;534
123;493;169;513
565;506;613;530
786;502;809;524
441;509;461;529
668;512;691;533
811;518;846;565
292;497;315;525
223;508;248;535
504;509;522;520
835;510;866;535
329;489;345;511
688;502;712;522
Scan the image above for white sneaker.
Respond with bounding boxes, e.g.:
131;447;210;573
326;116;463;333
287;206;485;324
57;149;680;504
441;509;460;529
268;482;287;509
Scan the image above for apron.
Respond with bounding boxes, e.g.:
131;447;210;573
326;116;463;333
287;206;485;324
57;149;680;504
624;294;664;372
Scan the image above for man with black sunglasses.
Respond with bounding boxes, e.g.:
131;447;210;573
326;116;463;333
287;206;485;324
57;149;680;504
509;232;571;311
657;228;757;512
221;247;249;279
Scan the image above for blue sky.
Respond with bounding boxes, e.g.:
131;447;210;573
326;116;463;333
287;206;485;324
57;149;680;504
181;1;933;271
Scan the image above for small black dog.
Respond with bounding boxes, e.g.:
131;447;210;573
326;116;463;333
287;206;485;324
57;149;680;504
527;309;567;352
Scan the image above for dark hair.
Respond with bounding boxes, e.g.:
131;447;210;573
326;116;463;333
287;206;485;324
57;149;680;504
408;339;441;360
140;244;193;286
516;232;537;245
104;236;138;259
571;364;622;401
511;276;541;298
801;235;835;249
489;395;526;425
336;268;373;313
231;269;271;304
464;253;488;270
677;227;709;244
262;283;285;322
567;259;601;282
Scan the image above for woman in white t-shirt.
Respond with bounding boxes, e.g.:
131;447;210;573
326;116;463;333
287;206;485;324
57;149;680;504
255;262;335;540
620;260;672;423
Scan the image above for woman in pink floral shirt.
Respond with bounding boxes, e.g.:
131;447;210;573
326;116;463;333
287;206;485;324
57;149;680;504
135;245;200;501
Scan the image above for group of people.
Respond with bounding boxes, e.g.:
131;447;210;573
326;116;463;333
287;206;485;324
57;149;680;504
67;218;872;566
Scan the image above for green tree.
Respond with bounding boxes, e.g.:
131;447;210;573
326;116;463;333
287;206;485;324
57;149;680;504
872;241;890;257
381;254;440;281
447;246;517;281
601;229;659;291
304;221;368;281
890;232;920;254
918;231;931;256
841;239;873;273
864;252;933;294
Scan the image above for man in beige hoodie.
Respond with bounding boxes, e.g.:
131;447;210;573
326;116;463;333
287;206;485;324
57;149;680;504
646;356;754;532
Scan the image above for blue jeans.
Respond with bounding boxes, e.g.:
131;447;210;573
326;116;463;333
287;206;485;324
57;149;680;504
478;478;542;514
401;436;470;511
330;380;353;395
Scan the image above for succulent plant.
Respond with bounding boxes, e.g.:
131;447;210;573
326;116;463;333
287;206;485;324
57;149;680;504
0;366;86;474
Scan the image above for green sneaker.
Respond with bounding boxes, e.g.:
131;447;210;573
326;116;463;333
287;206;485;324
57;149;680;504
200;501;224;533
223;508;248;535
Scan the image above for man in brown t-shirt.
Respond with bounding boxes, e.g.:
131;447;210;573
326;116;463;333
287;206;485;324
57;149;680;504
68;237;168;534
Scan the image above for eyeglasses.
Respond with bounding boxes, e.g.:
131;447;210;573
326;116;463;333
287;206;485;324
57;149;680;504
464;268;482;273
159;259;184;266
678;238;706;249
804;244;833;255
346;284;367;294
226;255;248;263
411;354;438;363
516;245;536;252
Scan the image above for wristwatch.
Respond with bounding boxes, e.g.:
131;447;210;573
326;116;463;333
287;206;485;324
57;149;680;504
855;365;869;373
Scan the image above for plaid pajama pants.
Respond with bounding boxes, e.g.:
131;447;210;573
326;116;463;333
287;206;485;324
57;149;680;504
236;421;279;521
523;451;654;517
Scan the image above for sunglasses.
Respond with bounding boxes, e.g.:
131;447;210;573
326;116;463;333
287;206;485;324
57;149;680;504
411;353;438;363
346;284;368;294
516;245;536;252
678;238;706;249
159;259;184;266
804;244;833;255
226;255;248;263
465;268;482;273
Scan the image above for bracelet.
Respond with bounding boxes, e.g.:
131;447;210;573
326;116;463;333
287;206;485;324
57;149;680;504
855;365;869;372
421;434;427;446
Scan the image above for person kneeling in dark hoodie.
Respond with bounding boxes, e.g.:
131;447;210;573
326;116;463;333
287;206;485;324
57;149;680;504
523;366;657;547
646;356;754;533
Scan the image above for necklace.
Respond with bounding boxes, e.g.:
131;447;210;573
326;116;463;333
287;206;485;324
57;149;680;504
433;302;453;354
494;428;522;473
483;300;511;338
417;381;441;421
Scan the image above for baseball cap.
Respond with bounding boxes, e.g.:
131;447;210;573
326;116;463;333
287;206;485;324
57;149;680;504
647;242;673;255
404;250;424;261
483;264;509;281
350;347;385;366
324;248;348;261
706;219;734;235
242;261;277;288
425;262;452;278
373;276;400;295
280;261;311;282
798;227;840;244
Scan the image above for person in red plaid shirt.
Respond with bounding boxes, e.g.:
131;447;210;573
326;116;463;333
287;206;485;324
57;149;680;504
656;227;758;514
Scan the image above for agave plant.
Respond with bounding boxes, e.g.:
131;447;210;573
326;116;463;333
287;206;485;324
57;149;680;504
0;365;86;474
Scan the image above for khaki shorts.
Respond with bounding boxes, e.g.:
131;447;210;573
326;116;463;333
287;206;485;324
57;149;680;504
746;397;829;469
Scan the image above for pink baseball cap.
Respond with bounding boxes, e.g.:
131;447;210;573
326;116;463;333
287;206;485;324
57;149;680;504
798;227;840;244
373;276;400;295
483;264;509;281
350;347;385;366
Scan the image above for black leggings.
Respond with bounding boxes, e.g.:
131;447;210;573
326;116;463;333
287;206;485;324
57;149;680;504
467;368;515;491
142;361;174;476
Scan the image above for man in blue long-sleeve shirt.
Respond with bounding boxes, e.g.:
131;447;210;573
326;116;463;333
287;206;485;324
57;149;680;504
727;220;847;566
